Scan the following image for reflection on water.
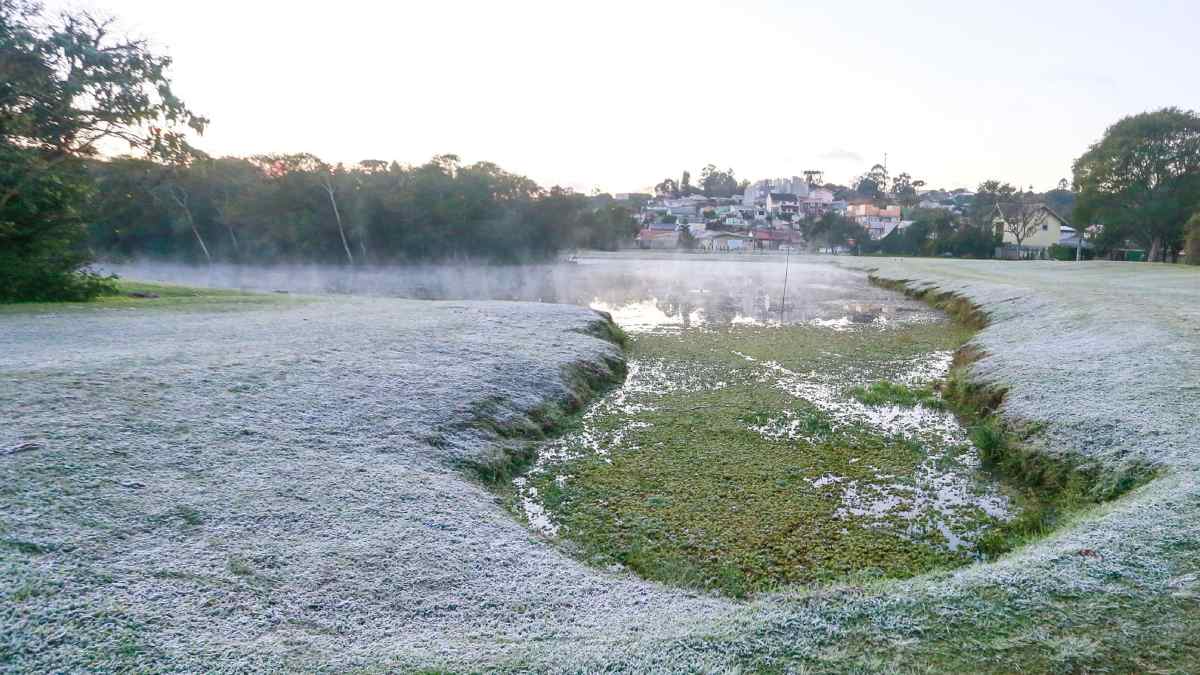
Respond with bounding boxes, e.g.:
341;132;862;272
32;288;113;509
102;254;936;330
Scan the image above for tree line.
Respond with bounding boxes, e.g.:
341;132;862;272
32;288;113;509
86;153;637;266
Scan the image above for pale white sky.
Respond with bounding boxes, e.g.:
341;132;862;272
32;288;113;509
55;0;1199;193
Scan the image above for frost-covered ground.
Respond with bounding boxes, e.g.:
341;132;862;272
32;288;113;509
3;259;1199;672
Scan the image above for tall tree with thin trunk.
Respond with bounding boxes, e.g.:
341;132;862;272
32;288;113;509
165;183;211;265
321;168;354;266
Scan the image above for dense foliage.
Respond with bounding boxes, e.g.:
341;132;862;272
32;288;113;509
871;208;995;258
86;153;638;264
0;0;205;301
1073;107;1200;262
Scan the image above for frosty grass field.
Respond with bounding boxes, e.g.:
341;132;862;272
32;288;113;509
1;257;1198;672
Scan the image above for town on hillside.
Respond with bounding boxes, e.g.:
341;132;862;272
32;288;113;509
621;166;1151;262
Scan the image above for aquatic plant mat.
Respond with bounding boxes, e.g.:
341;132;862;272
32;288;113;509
514;310;1045;595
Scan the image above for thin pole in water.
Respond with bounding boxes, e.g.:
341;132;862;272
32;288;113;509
780;245;791;324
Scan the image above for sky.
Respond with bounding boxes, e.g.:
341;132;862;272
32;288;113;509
51;0;1200;193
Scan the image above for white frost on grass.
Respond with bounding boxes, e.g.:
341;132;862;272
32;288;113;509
735;348;1009;550
835;446;1013;551
756;357;966;445
4;258;1199;672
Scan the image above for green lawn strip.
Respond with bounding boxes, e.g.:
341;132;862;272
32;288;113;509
0;279;292;313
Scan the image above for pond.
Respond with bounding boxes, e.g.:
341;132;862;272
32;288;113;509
107;253;1023;595
102;253;939;328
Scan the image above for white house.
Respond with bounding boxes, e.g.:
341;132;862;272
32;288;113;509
766;192;800;218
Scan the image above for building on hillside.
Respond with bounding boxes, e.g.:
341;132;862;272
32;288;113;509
636;228;680;249
766;193;800;218
802;187;835;217
846;204;903;239
697;231;753;252
917;198;955;210
751;228;800;251
742;178;835;219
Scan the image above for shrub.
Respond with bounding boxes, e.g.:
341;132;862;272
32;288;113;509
0;147;118;302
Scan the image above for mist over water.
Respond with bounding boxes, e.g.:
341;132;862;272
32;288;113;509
104;253;933;329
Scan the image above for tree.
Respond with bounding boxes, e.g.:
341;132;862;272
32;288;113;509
997;188;1047;257
1073;108;1200;262
159;177;211;264
1185;212;1200;265
854;164;889;202
805;212;867;252
654;177;678;197
972;180;1018;227
1043;179;1076;221
319;164;354;265
205;157;262;258
891;172;924;207
699;164;739;198
1;1;205;300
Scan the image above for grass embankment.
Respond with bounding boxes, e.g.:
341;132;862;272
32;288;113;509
456;313;628;485
513;319;1023;597
867;275;1159;557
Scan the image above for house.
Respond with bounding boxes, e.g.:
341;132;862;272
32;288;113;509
917;198;954;210
801;187;835;217
750;228;800;251
636;228;680;249
992;204;1071;256
698;231;753;252
767;192;800;218
846;204;903;239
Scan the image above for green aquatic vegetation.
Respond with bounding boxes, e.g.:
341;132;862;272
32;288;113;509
850;381;945;409
518;321;1018;597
